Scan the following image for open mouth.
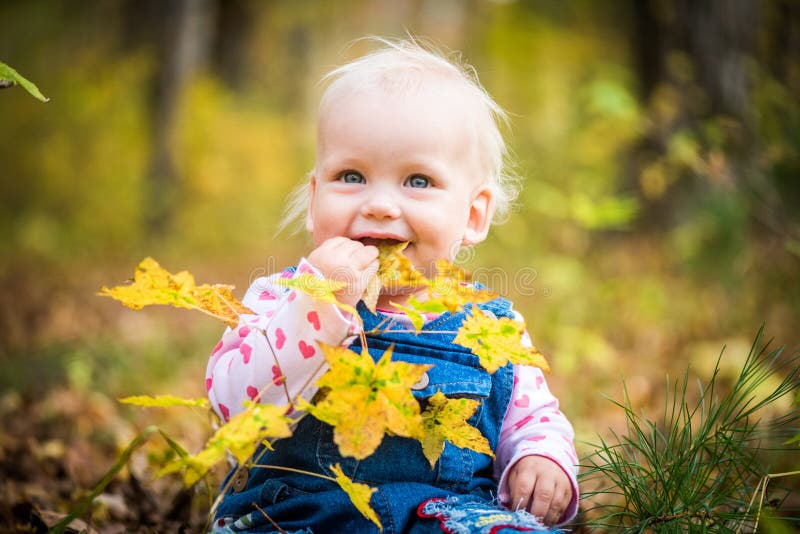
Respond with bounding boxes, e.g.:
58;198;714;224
355;237;407;248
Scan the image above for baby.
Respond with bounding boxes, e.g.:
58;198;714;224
206;38;578;533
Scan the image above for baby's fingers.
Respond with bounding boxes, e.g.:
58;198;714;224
508;467;534;513
540;482;572;526
529;477;556;524
352;243;379;270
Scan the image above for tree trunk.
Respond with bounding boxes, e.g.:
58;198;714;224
145;0;213;237
634;0;757;120
628;0;760;227
211;0;254;91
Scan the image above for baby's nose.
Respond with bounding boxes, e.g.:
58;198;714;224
360;191;401;219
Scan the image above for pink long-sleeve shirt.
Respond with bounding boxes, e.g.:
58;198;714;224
205;259;578;523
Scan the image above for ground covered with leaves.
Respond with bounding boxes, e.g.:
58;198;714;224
0;387;218;533
0;248;799;533
0;260;222;532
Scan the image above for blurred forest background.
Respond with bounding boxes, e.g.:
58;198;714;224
1;0;799;531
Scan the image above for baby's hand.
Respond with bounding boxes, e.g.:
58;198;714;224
307;237;379;308
507;455;573;526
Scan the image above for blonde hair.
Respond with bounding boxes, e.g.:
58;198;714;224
279;36;520;235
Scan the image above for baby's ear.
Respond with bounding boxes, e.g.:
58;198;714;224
463;186;494;245
305;175;317;234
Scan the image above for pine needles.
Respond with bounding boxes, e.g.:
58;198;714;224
580;327;800;532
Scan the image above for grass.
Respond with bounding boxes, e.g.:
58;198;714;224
579;326;800;533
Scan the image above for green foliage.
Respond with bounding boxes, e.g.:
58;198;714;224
173;77;307;256
479;2;641;235
0;51;150;260
0;61;48;101
580;328;800;532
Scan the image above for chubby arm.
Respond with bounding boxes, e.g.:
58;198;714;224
205;259;359;421
494;323;579;526
205;238;378;422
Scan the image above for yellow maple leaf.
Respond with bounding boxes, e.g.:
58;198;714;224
419;391;493;468
388;300;426;332
402;295;449;316
424;260;496;313
329;463;382;530
303;344;430;459
362;242;405;313
453;308;550;374
377;242;428;290
160;401;293;486
119;395;210;409
99;257;252;327
272;273;359;318
363;242;428;313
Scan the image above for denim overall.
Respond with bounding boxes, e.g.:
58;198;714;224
213;298;555;533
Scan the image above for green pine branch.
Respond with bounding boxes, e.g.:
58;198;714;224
580;326;800;532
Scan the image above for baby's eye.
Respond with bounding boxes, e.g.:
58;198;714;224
406;175;431;188
340;171;365;184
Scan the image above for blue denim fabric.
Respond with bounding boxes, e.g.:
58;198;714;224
418;495;557;533
213;297;553;533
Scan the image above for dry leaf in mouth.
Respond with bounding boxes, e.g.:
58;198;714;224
362;241;427;312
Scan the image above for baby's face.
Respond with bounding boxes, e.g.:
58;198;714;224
307;85;494;276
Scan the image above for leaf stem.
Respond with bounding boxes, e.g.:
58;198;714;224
50;425;160;534
249;463;337;483
251;501;287;533
365;329;459;335
739;470;800;533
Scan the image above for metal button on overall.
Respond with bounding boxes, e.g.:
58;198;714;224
411;372;430;390
231;467;249;492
